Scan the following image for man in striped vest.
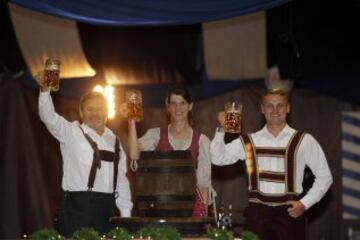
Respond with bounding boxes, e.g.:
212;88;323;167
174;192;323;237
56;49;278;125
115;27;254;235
210;89;333;240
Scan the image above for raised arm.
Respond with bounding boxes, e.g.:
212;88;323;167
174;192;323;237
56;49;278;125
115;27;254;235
128;119;140;160
38;91;74;143
210;111;245;166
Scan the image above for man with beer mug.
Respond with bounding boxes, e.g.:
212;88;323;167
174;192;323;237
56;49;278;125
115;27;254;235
210;89;333;240
36;60;132;237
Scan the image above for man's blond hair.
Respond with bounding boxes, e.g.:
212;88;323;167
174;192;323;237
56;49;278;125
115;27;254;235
262;89;288;103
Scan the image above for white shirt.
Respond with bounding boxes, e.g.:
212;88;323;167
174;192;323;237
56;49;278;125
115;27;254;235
138;126;212;188
39;91;133;217
210;124;333;209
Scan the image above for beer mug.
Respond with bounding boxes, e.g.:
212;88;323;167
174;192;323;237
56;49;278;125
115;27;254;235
126;90;143;122
224;101;242;133
43;59;61;91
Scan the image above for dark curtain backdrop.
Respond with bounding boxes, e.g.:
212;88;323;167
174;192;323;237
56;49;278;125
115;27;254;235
0;4;26;74
266;2;360;105
0;73;54;238
78;23;203;85
0;73;356;238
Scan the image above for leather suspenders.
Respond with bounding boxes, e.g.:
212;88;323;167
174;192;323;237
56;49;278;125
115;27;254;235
79;127;120;194
240;131;305;205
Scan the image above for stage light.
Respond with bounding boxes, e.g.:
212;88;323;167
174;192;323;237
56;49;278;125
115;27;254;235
93;84;116;119
93;85;104;93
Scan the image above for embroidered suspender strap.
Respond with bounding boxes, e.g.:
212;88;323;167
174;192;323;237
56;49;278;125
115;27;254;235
113;137;120;193
255;148;287;182
247;131;305;204
258;171;285;182
256;148;286;157
256;147;287;183
285;131;305;192
240;134;258;191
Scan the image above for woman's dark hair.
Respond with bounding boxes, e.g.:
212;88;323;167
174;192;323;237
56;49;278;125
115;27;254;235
165;85;193;125
165;85;192;104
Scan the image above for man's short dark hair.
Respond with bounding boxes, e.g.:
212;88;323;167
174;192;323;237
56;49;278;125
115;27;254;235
79;92;107;110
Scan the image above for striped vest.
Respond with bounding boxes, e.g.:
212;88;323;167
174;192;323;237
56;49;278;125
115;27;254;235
240;131;304;205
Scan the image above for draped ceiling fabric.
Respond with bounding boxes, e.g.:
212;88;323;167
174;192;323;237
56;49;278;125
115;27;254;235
7;0;286;85
8;3;95;79
77;23;203;85
11;0;289;26
203;12;266;80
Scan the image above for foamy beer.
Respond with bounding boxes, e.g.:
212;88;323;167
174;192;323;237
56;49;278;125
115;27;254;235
126;90;143;122
224;101;242;133
43;59;61;91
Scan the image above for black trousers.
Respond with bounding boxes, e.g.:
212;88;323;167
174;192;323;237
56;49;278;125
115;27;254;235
57;191;115;237
244;202;305;240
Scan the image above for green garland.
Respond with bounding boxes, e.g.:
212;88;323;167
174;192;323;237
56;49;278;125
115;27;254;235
30;226;258;240
207;228;259;240
30;228;64;240
135;226;181;240
207;228;234;240
72;227;101;240
241;230;260;240
107;227;131;240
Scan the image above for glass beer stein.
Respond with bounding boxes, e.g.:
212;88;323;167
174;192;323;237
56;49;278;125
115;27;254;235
224;101;242;133
43;59;61;91
126;90;143;122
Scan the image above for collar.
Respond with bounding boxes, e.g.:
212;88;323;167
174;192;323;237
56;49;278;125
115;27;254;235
261;124;295;140
80;123;112;137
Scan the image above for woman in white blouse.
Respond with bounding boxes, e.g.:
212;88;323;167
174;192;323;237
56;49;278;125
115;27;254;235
129;85;212;217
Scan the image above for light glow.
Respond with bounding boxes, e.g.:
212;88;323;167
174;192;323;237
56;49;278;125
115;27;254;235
93;84;116;119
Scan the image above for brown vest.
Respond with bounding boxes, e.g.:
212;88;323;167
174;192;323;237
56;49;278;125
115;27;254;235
240;131;304;205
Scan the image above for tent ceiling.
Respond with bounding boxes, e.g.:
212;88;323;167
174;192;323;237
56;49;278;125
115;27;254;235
11;0;288;26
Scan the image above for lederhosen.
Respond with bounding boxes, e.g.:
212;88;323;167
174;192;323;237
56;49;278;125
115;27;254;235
241;131;305;240
57;127;120;237
156;126;207;217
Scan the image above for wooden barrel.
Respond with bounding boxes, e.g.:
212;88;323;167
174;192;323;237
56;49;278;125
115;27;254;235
136;150;196;217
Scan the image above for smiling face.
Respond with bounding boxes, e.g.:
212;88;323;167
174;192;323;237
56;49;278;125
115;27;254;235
79;93;108;134
261;92;289;127
166;93;193;124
